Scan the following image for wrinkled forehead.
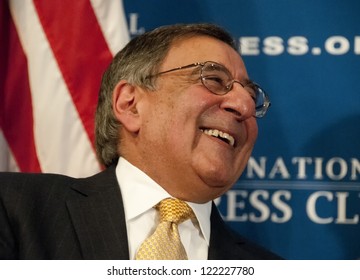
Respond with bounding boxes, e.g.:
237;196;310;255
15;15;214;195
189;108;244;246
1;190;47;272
161;35;248;79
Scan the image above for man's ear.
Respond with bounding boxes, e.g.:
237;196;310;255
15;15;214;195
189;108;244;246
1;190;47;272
112;80;141;133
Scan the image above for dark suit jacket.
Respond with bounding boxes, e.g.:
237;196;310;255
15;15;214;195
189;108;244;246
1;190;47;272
0;165;281;259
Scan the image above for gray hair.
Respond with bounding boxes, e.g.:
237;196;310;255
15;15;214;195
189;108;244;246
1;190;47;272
95;23;237;167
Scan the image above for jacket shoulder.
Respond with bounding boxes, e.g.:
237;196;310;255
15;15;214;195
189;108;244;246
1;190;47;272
0;166;118;205
0;172;76;198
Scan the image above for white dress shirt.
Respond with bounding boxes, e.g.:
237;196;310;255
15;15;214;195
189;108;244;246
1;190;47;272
116;157;211;260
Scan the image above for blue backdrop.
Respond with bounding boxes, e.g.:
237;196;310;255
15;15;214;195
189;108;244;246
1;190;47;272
123;0;360;259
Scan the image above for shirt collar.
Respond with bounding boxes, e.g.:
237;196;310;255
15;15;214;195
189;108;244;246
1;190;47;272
115;157;212;245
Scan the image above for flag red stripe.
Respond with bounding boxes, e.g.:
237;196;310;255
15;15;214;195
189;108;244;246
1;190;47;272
0;1;42;172
33;0;113;148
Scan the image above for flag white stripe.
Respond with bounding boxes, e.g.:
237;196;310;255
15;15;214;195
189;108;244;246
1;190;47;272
0;129;20;172
9;0;100;177
90;0;130;56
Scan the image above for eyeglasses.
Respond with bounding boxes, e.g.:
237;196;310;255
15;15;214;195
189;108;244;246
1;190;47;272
150;61;271;118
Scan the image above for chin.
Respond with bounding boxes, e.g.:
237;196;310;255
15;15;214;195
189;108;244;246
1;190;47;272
203;165;239;184
198;184;233;203
185;188;229;203
179;175;235;203
191;160;243;199
201;172;238;192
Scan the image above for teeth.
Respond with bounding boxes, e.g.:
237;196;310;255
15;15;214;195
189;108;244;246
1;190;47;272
201;129;235;147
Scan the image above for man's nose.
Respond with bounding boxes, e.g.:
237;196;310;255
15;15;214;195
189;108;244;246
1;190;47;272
219;82;255;120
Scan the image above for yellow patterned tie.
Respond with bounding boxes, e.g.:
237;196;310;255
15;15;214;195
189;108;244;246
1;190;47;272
135;198;195;260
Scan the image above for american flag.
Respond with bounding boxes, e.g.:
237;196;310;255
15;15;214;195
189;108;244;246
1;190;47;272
0;0;129;177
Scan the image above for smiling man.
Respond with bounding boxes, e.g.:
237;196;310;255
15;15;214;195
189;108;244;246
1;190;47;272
0;23;277;260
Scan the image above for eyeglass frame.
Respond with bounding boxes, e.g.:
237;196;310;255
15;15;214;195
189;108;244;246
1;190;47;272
146;61;271;118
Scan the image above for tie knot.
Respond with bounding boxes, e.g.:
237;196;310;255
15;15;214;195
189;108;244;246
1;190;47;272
157;198;194;224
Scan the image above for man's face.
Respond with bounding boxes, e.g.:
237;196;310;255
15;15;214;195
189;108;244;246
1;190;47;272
135;36;258;203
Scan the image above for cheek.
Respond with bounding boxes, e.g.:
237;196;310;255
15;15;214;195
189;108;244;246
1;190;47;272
165;115;197;152
142;84;218;152
245;118;259;145
143;103;192;150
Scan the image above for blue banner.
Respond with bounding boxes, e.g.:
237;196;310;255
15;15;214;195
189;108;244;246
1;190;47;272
123;0;360;259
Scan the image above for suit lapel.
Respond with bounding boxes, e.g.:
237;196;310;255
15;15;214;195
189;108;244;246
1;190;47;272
208;203;247;260
66;166;129;259
208;203;281;260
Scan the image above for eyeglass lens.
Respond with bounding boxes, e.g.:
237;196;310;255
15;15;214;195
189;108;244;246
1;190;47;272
200;62;269;118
